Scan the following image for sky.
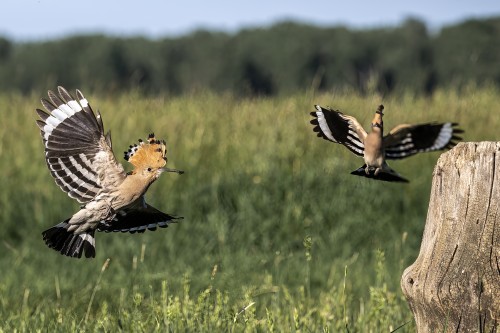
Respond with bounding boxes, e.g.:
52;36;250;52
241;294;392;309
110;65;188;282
2;0;500;41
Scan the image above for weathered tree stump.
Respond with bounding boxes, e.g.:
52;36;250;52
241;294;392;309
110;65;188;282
402;142;500;333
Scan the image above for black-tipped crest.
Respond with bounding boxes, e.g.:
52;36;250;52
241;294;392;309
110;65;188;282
124;134;167;170
376;105;384;115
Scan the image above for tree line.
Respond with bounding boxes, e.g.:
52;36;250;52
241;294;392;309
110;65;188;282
0;17;499;96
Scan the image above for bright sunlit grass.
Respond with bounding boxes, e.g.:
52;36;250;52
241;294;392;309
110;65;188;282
0;86;497;331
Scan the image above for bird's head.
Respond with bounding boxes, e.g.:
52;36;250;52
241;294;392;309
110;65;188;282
371;104;384;129
124;133;183;183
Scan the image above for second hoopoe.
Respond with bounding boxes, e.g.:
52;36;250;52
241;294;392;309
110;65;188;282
310;104;463;182
36;86;184;258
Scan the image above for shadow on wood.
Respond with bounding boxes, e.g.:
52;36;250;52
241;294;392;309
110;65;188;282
402;142;500;333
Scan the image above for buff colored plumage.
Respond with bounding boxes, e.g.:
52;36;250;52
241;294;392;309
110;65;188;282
36;87;183;258
310;104;463;182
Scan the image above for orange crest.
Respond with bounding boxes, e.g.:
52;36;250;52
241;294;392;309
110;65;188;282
124;133;167;170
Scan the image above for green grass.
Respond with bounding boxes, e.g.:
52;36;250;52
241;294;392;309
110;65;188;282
0;86;498;331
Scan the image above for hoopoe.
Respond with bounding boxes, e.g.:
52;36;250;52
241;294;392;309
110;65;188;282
35;86;184;258
310;104;463;182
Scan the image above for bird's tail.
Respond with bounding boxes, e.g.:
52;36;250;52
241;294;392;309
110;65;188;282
350;164;409;183
42;221;96;258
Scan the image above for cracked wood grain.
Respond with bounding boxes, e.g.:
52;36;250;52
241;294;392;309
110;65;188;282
401;142;500;333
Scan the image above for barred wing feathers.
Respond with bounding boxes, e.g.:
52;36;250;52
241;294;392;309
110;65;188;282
36;86;126;203
310;105;366;156
384;122;463;160
98;203;183;234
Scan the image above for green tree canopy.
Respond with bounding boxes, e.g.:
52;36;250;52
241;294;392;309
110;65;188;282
0;17;498;95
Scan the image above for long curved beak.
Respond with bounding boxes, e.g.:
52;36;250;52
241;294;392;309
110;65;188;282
160;167;184;174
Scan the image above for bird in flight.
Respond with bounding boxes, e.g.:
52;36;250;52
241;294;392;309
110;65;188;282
310;104;463;182
36;86;184;258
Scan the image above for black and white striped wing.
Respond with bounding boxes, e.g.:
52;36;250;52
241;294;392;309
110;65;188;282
384;123;463;160
36;86;124;203
97;203;183;234
310;105;366;156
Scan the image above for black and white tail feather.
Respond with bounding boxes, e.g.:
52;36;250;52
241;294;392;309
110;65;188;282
350;164;409;183
36;87;182;258
310;105;463;182
42;209;182;258
42;222;96;258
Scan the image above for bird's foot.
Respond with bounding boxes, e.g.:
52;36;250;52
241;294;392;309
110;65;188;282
365;166;378;175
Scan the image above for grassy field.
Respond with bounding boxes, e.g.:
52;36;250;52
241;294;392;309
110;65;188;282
0;86;498;331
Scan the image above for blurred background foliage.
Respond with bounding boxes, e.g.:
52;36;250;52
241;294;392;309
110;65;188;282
0;17;499;96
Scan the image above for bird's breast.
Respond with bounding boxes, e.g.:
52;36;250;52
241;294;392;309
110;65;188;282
363;132;384;167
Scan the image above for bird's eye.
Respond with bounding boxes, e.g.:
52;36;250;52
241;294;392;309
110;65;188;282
147;167;152;172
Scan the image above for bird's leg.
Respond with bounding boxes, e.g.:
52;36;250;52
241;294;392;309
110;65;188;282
107;205;116;219
365;166;378;175
100;205;117;228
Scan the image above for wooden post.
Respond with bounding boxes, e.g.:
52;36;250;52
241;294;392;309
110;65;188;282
401;142;500;333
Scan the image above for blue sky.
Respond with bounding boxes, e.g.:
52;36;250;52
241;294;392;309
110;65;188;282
2;0;500;41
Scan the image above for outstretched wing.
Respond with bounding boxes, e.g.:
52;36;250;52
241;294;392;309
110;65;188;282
97;202;183;233
310;105;367;156
36;86;126;203
384;122;463;160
